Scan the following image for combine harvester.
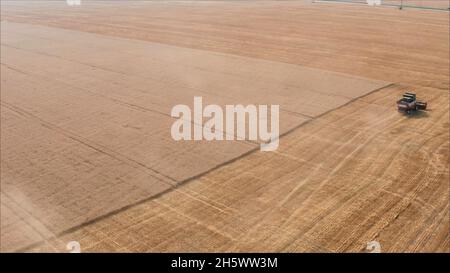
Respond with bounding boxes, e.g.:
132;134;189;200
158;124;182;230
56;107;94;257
397;92;427;114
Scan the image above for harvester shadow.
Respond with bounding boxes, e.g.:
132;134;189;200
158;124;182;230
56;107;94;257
406;110;430;119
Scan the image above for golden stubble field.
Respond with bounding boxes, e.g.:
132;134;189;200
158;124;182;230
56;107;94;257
0;1;448;252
